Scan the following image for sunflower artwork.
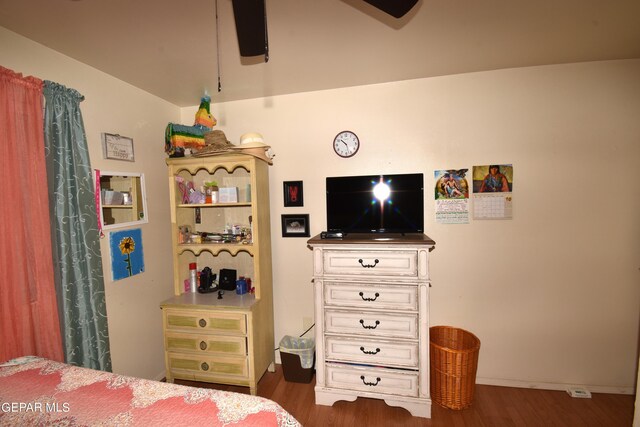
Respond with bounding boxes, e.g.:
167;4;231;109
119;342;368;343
109;228;145;281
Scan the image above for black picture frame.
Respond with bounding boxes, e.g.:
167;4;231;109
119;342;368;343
283;181;304;207
281;214;310;237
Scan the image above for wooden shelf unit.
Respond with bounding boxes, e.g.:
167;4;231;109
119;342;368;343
161;154;274;395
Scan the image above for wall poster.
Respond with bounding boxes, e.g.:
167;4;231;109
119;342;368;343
472;164;513;220
109;228;145;280
434;169;470;224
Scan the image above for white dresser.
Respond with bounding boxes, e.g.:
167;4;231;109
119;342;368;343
307;233;435;418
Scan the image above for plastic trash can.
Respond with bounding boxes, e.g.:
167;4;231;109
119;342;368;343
430;326;481;410
279;335;315;383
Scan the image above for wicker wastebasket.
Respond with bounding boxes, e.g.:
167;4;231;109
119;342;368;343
430;326;481;410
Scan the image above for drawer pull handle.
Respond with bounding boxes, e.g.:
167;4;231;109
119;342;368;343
358;259;379;268
360;346;381;355
359;291;380;302
199;341;207;350
359;319;380;329
360;375;381;387
201;362;209;371
198;319;207;328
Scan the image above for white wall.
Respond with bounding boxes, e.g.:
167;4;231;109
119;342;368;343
4;23;639;392
0;26;178;380
183;59;640;393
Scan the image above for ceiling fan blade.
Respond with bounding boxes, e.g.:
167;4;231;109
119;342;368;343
232;0;268;57
362;0;418;18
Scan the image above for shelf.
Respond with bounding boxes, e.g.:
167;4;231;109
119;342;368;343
161;291;258;310
103;204;134;209
177;243;254;256
177;202;251;208
166;154;254;175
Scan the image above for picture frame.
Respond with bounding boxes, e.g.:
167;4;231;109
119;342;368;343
109;228;145;280
283;180;304;207
102;133;135;162
281;214;310;237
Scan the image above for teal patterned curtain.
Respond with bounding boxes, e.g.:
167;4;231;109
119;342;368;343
43;81;112;372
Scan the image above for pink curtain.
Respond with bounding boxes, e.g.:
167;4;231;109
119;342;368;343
0;66;63;362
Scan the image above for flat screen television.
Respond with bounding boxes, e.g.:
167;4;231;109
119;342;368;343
326;173;424;234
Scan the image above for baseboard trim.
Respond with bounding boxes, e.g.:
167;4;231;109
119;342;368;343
155;369;633;395
476;376;634;395
154;370;167;382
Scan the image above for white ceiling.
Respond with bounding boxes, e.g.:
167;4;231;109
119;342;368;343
1;0;639;107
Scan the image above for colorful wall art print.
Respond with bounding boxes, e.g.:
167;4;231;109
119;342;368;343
109;228;145;280
435;169;469;200
472;164;513;193
435;169;470;224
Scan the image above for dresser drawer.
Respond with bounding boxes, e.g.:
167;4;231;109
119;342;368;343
325;309;418;339
165;332;247;356
168;352;249;379
164;310;247;335
323;250;417;277
325;362;419;397
324;282;417;311
325;336;418;368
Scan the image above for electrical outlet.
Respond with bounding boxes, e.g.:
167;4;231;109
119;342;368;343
567;387;591;398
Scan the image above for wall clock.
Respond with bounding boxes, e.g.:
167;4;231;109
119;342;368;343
333;130;360;158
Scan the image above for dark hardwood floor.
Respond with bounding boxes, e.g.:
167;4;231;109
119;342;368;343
175;366;635;426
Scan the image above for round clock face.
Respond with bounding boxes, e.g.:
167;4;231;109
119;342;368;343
333;131;360;158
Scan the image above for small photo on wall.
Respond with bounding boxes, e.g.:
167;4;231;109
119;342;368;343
283;181;304;207
109;228;145;280
281;214;310;237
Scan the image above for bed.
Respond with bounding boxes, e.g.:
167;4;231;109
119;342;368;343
0;356;301;426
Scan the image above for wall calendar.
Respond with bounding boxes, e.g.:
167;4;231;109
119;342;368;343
472;164;513;220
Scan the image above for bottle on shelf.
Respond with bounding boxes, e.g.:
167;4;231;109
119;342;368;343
189;263;198;293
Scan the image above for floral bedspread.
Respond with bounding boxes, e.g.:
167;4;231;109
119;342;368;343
0;356;300;426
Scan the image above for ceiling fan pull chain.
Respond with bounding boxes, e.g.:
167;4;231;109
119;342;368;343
215;0;222;91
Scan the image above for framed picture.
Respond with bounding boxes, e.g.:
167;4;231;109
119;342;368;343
102;133;135;162
281;214;310;237
109;228;145;280
283;181;304;207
